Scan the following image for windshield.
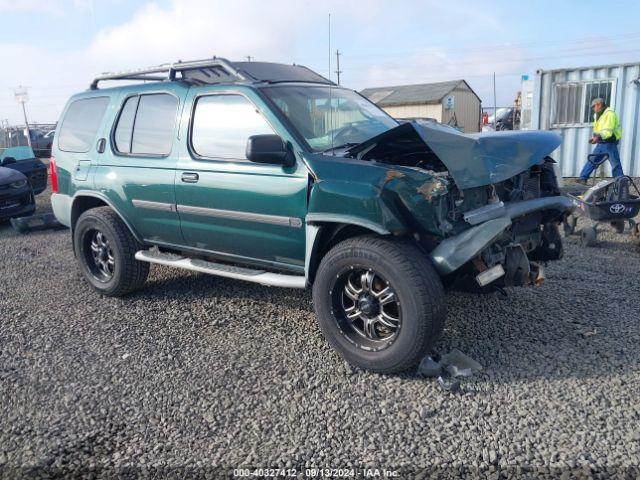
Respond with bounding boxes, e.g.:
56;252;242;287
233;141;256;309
261;86;397;151
488;108;512;123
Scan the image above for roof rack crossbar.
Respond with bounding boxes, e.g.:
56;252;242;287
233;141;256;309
90;57;250;89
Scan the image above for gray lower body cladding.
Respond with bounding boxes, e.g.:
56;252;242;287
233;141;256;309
430;195;573;275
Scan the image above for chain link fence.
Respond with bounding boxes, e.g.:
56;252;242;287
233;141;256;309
0;122;56;158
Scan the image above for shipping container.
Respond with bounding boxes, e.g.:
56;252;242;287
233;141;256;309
531;62;640;177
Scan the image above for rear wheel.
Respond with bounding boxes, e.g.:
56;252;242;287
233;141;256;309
312;236;446;373
73;207;149;296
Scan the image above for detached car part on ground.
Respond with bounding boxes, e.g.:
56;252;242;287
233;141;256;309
50;59;573;373
0;166;35;221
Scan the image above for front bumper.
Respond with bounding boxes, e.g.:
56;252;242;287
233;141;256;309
430;195;574;275
0;188;35;220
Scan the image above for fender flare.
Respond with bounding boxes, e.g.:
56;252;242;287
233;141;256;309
305;213;390;235
71;190;144;243
304;214;391;286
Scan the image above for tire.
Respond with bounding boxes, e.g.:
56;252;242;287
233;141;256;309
312;236;446;373
73;207;149;296
580;226;597;247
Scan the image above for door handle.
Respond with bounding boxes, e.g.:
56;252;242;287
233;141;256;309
96;138;106;153
181;172;199;183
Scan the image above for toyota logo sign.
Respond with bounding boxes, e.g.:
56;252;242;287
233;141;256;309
609;203;626;214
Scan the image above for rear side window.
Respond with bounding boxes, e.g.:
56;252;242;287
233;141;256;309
114;96;138;153
113;93;178;156
191;95;274;160
58;97;110;153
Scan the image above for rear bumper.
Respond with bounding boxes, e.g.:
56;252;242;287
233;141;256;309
51;193;72;227
430;195;574;275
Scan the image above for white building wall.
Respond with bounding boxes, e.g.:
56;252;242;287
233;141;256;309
382;104;443;122
380;88;480;133
441;87;481;133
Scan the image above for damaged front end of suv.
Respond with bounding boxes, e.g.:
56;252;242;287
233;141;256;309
304;120;572;291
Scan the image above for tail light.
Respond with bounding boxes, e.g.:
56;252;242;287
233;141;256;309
50;156;58;193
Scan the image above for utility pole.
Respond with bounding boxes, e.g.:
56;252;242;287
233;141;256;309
492;72;497;130
335;50;342;85
14;86;32;149
246;55;253;62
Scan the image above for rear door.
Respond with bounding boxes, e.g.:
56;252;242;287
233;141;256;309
174;87;308;272
94;84;186;245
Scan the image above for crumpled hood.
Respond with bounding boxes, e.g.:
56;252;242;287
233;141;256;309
347;121;562;189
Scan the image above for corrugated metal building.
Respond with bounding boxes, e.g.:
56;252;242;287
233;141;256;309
361;80;482;133
530;62;640;177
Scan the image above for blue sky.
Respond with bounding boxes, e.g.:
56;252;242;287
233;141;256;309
1;0;640;123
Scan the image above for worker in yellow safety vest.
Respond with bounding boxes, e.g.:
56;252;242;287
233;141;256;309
578;98;623;183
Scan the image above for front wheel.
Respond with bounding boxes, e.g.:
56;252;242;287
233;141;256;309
312;236;446;373
73;207;149;296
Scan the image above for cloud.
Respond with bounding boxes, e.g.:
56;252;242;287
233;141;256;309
349;44;528;107
86;0;367;70
0;0;557;122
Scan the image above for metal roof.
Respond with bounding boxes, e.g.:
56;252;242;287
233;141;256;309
536;60;640;75
360;80;474;107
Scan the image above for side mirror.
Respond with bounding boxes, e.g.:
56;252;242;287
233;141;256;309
246;135;295;167
2;157;17;166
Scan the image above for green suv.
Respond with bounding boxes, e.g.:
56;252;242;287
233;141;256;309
51;58;572;372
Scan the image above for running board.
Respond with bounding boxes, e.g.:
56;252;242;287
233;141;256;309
135;250;306;289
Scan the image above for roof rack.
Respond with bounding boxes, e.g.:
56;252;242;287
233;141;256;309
90;57;249;90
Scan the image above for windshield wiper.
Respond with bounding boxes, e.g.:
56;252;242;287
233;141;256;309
321;142;359;153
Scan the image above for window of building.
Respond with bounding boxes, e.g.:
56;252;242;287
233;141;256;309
113;93;178;156
583;81;613;123
58;97;110;153
191;95;274;160
551;80;614;127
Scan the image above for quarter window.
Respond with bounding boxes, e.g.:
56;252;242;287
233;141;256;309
191;95;274;160
58;97;109;153
114;96;138;153
113;93;178;156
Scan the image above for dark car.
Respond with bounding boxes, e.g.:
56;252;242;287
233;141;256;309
30;130;54;158
0;148;48;195
0;166;35;221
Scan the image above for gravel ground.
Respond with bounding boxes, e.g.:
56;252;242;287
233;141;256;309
1;186;640;479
